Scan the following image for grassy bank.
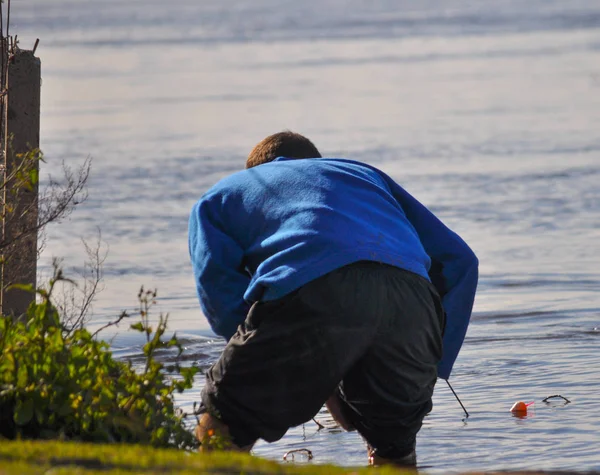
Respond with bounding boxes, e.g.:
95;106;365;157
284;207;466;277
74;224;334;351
0;440;408;474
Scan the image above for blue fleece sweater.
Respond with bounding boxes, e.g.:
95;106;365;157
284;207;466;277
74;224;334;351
188;157;478;379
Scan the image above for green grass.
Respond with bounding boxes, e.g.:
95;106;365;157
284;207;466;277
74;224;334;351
0;440;410;475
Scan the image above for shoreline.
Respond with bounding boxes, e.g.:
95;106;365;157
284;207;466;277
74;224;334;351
1;440;598;475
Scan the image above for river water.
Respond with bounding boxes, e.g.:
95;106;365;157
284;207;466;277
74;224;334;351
13;1;600;471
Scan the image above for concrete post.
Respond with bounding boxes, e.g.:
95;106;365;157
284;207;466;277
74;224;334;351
0;48;41;318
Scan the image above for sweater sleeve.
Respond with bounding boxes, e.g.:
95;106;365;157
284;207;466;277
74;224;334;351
387;180;479;380
188;197;251;341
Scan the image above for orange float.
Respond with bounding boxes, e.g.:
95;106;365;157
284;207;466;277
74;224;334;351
510;401;534;415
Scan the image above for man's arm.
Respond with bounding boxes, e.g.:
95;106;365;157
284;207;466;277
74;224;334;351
387;180;479;380
188;197;251;340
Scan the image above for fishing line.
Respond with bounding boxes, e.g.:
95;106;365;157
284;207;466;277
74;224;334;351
446;379;469;419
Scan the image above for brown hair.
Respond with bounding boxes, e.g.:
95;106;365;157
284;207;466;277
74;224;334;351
246;131;321;169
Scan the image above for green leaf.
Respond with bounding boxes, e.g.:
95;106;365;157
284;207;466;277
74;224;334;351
57;400;72;417
14;399;34;426
130;322;144;332
7;283;35;293
17;364;29;387
180;366;199;380
29;167;39;186
35;404;46;425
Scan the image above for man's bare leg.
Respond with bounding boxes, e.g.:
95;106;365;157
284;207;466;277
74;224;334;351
325;392;418;467
325;394;355;431
195;413;254;452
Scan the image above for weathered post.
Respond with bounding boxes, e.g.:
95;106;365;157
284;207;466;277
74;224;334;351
0;46;41;318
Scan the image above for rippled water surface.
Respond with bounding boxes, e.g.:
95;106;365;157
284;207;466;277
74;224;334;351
14;1;600;471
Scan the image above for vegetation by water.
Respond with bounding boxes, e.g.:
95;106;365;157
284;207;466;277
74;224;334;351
0;266;199;449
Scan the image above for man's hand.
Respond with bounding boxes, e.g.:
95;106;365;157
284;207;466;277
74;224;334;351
195;413;254;452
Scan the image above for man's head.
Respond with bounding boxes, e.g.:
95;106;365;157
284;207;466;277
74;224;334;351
246;131;321;169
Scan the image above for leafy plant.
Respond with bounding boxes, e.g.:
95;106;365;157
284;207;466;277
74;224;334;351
0;267;199;450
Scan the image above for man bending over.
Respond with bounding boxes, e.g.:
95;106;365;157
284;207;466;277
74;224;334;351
188;131;478;465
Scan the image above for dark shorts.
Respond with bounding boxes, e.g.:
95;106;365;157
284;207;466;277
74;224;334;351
201;261;445;458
